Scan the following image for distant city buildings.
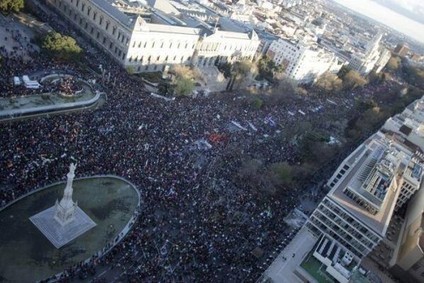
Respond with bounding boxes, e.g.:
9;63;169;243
394;43;410;57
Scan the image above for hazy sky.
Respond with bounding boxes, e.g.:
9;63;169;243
333;0;424;43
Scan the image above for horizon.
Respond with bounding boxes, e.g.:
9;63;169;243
332;0;424;44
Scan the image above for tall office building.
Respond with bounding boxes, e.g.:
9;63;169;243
389;182;424;283
305;130;424;282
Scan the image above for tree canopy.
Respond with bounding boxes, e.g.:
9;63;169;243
342;70;368;90
257;56;285;81
314;72;342;93
0;0;24;13
42;32;82;61
171;65;196;96
174;76;194;96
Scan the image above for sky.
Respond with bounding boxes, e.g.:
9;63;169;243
333;0;424;44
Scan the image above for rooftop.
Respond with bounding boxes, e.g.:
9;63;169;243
328;133;403;236
91;0;134;27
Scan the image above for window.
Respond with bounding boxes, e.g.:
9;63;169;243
79;18;82;25
93;12;97;21
140;56;143;62
144;42;147;48
105;21;110;31
99;16;103;25
81;4;85;13
103;37;106;44
185;43;188;48
76;0;79;7
169;42;172;48
85;22;88;29
148;56;151;61
90;27;94;34
112;26;117;36
129;57;132;62
152;42;155;48
161;42;164;48
96;31;100;39
157;56;160;61
165;56;168;61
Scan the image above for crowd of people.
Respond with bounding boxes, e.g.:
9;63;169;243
0;3;372;282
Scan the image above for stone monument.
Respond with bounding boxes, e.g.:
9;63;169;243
30;163;96;248
54;163;78;226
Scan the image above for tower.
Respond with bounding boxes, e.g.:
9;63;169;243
54;163;78;226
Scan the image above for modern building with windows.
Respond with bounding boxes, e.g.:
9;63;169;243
389;183;424;283
305;130;424;282
46;0;260;73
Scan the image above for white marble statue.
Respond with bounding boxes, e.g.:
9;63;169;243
54;163;78;226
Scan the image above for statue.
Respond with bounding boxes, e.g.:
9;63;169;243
30;162;96;248
54;163;78;226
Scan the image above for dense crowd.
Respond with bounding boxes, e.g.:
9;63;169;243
0;4;371;282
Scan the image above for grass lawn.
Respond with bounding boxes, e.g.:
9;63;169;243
300;253;336;283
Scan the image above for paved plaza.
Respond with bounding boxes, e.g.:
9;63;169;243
263;227;318;283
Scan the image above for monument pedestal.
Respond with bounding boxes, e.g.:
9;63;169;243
29;163;96;248
30;206;96;248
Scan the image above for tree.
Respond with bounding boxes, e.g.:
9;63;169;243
342;70;367;90
315;72;342;93
174;76;194;96
257;56;285;81
229;60;257;90
171;65;196;96
42;32;82;61
337;65;351;79
0;0;24;13
386;55;401;71
268;162;293;187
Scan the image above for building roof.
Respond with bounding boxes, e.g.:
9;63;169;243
91;0;134;27
328;134;402;236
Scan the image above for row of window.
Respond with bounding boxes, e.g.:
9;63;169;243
128;55;190;64
316;205;375;249
131;41;195;50
322;198;380;241
66;0;128;45
57;1;126;61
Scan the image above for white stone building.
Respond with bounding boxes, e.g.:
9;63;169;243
347;33;390;75
266;38;345;83
46;0;260;73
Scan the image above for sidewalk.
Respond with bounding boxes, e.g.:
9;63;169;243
262;227;318;283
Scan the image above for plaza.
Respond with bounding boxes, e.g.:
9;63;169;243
0;176;140;282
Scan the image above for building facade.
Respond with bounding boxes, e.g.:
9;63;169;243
390;182;424;283
306;130;424;282
267;38;344;83
46;0;260;73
